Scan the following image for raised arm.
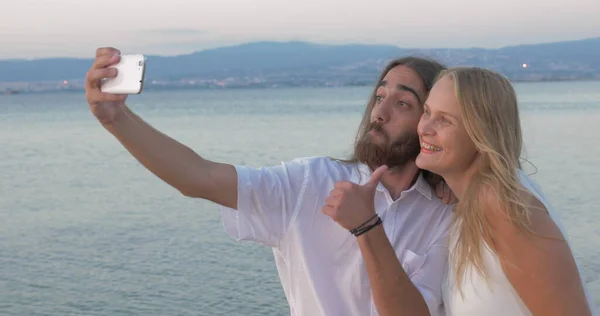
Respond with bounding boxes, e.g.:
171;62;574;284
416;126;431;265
85;47;238;209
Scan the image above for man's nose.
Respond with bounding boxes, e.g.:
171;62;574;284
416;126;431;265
372;100;391;123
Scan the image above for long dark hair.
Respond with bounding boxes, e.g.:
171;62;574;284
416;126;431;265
341;56;446;168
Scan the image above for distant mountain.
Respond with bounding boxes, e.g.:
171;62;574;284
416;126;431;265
0;58;95;82
144;41;406;81
0;41;405;82
1;37;599;85
424;37;600;79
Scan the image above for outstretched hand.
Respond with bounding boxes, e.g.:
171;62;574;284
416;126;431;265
322;165;388;231
84;47;128;125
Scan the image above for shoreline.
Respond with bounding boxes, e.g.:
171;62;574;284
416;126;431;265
3;78;600;96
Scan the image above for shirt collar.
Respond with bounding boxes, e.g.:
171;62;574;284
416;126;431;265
352;163;433;200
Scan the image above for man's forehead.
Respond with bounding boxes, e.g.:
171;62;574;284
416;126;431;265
380;66;425;103
382;65;424;90
381;66;426;100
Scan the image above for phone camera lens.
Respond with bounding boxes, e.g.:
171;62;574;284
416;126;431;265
138;60;144;67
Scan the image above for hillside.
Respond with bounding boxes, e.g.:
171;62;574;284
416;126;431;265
1;37;599;90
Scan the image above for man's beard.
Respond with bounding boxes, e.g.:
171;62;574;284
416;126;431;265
354;121;421;171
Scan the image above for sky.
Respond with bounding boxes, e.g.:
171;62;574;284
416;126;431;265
1;0;599;60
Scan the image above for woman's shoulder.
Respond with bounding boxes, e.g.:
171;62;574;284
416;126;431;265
477;177;560;239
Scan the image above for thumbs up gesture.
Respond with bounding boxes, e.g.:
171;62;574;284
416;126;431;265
322;165;388;231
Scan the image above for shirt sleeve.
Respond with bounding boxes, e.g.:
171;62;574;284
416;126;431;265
220;158;310;248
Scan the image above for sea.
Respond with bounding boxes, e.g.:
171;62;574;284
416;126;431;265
1;82;599;315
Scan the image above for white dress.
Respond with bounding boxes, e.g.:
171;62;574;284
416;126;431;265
442;169;598;316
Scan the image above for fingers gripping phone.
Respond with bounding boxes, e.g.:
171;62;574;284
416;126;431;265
100;54;146;94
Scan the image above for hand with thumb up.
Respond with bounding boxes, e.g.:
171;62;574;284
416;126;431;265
322;165;388;233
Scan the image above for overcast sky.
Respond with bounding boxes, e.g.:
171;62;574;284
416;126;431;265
1;0;599;59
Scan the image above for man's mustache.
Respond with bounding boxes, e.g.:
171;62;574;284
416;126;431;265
368;121;389;140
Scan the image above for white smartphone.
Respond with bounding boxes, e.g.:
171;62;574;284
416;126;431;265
100;54;146;94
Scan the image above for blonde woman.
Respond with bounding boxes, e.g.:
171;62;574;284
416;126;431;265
416;67;597;315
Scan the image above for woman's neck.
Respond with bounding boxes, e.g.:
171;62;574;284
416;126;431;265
441;163;481;201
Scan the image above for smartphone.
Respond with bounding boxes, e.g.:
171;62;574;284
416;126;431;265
100;54;146;94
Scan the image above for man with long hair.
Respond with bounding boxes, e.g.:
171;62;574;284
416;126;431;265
84;47;452;316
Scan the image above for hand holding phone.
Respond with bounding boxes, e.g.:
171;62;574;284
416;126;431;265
100;54;146;94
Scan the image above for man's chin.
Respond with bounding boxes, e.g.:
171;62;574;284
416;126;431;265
368;138;387;148
363;135;387;148
367;129;387;140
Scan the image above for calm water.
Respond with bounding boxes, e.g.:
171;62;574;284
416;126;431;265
1;82;599;315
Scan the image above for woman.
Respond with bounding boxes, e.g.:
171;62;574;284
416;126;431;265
415;67;597;315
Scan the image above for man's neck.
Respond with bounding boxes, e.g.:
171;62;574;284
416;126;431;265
379;162;420;201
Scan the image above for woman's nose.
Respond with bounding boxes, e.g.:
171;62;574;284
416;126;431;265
418;116;435;136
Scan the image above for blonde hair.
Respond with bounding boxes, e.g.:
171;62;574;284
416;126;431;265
439;67;533;290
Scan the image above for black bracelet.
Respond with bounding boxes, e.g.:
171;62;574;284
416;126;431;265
351;216;382;237
349;214;378;235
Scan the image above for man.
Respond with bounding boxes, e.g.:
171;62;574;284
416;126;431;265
84;47;452;316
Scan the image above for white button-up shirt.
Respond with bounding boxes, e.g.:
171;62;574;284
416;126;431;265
221;156;453;316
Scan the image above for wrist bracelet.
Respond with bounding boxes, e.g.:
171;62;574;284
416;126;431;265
349;214;378;235
351;216;382;237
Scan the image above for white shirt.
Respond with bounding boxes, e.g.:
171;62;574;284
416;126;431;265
442;169;598;316
221;156;453;316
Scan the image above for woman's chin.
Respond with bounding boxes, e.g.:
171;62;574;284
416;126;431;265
416;154;432;170
416;155;442;174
